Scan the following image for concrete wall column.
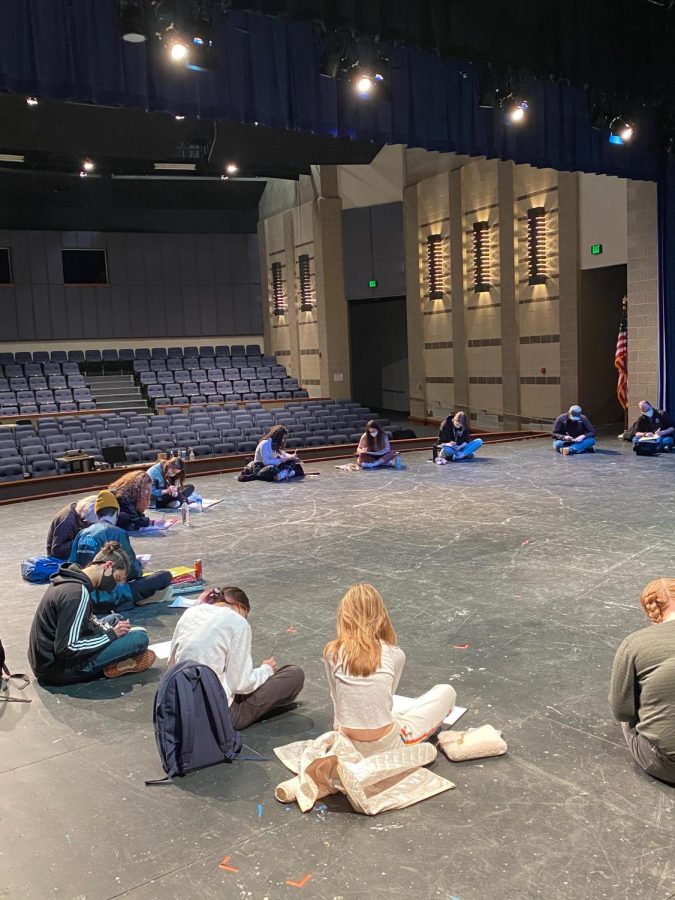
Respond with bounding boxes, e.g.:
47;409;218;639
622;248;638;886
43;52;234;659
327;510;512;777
558;171;581;408
403;182;426;419
498;160;520;428
449;166;469;411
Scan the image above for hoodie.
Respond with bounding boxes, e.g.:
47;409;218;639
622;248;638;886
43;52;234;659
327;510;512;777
27;564;117;684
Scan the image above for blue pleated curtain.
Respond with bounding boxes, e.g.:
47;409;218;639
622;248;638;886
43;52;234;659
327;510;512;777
0;0;673;402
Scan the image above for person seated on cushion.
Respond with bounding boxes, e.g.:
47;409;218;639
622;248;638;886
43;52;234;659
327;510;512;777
435;411;484;463
551;405;596;455
147;457;194;509
28;541;155;685
69;490;172;611
631;400;674;452
609;578;675;785
323;583;456;754
356;420;400;469
110;471;154;531
169;585;304;729
46;494;97;560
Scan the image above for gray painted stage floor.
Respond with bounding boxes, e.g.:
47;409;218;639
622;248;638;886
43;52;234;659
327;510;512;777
2;438;675;900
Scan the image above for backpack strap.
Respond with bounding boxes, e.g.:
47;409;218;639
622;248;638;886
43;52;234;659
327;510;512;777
174;670;198;772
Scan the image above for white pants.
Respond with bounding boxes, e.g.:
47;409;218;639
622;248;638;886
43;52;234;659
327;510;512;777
349;684;456;756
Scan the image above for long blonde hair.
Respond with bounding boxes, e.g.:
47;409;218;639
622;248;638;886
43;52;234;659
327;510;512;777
323;583;397;677
640;578;675;623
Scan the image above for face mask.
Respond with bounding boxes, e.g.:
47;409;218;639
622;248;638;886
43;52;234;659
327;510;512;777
101;513;119;526
368;431;378;437
99;570;117;593
644;408;654;418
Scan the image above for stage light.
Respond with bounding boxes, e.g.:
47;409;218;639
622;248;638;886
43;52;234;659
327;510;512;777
26;97;38;107
356;74;375;97
169;38;189;62
610;117;635;142
120;0;148;43
225;163;239;175
503;96;528;124
174;114;185;120
82;158;95;173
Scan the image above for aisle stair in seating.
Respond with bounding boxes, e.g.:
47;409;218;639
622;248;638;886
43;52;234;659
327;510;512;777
86;374;149;413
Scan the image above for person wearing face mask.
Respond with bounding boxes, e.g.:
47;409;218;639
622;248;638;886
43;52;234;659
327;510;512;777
357;420;401;469
631;400;674;453
147;457;194;509
435;411;484;463
551;405;596;455
69;490;172;612
28;541;156;685
609;579;675;785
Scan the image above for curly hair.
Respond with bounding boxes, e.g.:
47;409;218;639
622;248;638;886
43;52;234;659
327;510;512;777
640;578;675;623
110;471;152;513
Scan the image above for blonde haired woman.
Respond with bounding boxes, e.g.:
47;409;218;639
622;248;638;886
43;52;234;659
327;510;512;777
436;411;483;463
609;578;675;784
323;583;456;754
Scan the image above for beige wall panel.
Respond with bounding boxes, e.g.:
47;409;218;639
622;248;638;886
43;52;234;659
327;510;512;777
521;385;563;421
519;343;561;375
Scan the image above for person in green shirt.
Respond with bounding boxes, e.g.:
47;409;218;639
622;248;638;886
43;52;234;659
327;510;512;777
609;578;675;784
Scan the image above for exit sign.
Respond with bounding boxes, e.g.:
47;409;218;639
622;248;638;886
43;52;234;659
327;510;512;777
590;243;603;256
368;279;378;288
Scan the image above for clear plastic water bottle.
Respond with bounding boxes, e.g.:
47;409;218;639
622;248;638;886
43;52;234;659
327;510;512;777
181;501;190;526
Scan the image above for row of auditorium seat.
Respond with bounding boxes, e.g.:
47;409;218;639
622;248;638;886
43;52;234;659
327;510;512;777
0;345;263;374
0;401;387;481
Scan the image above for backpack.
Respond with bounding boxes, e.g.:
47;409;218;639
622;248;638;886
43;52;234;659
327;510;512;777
146;660;243;784
634;439;660;456
20;555;62;584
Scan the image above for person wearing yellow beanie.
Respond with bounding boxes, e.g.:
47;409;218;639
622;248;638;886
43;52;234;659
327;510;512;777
68;489;172;613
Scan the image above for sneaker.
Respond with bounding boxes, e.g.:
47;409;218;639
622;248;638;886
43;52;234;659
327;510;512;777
561;446;571;456
587;446;595;453
166;500;180;509
104;649;156;679
435;457;448;465
134;585;173;607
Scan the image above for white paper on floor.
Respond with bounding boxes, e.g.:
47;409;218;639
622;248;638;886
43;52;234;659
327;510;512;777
148;640;172;660
169;595;199;609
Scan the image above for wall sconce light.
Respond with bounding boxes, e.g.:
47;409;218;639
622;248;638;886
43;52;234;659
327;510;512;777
298;253;313;311
527;207;547;285
426;234;444;300
271;261;286;316
473;221;492;292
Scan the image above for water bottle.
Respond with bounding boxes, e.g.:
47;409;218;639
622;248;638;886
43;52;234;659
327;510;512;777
181;501;190;526
189;447;195;462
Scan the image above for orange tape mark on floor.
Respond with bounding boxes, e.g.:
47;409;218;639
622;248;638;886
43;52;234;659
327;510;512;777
286;872;313;888
218;855;239;873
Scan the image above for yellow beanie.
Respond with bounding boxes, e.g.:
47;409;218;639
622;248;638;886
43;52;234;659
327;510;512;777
95;489;120;515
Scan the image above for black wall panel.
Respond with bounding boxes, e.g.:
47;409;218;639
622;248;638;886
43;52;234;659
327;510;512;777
0;229;261;341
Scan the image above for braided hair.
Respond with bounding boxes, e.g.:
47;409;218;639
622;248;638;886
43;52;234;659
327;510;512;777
640;578;675;623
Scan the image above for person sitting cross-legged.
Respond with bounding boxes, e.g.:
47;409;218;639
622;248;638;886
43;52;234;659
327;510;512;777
631;400;674;453
609;578;675;785
28;541;156;685
69;490;172;612
357;420;401;469
169;586;305;729
435;411;484;464
551;405;596;455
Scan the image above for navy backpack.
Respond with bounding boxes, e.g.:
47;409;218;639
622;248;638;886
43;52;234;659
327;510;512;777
147;660;244;784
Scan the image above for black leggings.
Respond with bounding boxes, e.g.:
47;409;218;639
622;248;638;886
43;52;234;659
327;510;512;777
155;484;194;508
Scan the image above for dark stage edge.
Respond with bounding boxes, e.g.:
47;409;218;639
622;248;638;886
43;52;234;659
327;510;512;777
2;438;674;900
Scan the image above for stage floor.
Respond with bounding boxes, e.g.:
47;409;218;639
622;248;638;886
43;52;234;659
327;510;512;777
2;437;675;900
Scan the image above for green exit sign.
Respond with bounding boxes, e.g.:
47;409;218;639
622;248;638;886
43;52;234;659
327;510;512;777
368;279;378;288
590;243;603;255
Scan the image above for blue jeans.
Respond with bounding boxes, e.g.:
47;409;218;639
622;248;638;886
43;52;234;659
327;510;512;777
553;437;596;454
632;435;673;451
441;438;484;460
80;616;149;676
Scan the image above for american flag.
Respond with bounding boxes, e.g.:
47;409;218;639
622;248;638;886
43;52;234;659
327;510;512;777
615;298;628;410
